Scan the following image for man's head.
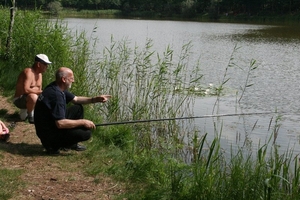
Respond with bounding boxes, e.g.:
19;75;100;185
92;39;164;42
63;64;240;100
34;54;52;73
35;54;52;64
56;67;74;90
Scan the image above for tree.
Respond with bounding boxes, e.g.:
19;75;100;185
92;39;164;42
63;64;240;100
48;1;63;15
5;0;16;58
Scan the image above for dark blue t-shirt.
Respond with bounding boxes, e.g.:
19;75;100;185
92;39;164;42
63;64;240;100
34;81;75;137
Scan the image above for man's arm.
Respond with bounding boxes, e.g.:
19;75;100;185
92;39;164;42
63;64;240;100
23;70;42;94
72;95;111;104
55;118;96;129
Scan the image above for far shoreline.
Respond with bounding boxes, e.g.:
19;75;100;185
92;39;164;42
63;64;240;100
44;9;300;26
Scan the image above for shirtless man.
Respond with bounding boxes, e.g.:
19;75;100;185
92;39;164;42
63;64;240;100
13;54;52;123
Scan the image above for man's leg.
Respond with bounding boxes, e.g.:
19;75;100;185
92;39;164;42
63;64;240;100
59;128;92;148
43;105;91;152
19;109;28;120
63;104;90;150
38;132;61;154
41;128;91;153
66;104;84;120
13;95;28;120
26;94;38;123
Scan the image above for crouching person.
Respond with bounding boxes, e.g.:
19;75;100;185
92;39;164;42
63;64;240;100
13;54;52;123
34;67;111;154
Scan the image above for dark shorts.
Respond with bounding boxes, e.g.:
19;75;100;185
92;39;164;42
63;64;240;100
13;95;27;109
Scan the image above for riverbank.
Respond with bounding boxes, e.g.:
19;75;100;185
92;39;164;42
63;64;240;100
0;93;123;199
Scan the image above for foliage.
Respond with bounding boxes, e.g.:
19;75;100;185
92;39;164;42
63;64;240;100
1;0;300;20
47;1;63;15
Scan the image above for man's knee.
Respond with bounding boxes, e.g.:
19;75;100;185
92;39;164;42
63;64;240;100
26;94;38;103
66;104;84;119
13;95;27;109
73;104;83;112
83;130;92;141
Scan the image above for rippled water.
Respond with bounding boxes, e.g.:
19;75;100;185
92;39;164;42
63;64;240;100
64;18;300;154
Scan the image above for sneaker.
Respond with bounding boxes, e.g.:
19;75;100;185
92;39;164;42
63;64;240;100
28;116;34;124
70;143;86;151
45;147;60;155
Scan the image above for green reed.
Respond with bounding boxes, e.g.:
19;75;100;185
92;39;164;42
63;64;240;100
84;37;300;199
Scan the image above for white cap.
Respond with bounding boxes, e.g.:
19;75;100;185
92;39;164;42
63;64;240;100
35;54;52;64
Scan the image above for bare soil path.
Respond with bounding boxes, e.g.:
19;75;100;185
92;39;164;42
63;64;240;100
0;94;123;200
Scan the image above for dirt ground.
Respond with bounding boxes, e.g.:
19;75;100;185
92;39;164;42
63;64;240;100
0;94;123;200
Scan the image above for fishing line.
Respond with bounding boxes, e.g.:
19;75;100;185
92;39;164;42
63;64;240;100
95;111;283;127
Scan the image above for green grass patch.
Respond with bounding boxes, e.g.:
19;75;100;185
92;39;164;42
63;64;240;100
0;168;23;200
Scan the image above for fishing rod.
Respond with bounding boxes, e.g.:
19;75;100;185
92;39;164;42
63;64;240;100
95;111;280;127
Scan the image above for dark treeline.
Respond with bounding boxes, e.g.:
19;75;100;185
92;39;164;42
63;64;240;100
1;0;300;19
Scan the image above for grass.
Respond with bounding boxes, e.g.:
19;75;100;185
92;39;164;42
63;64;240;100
0;168;23;200
1;7;300;199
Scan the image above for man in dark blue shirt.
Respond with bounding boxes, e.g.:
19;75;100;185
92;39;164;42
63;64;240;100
34;67;111;154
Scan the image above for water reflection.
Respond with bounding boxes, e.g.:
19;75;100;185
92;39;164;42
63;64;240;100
243;25;300;41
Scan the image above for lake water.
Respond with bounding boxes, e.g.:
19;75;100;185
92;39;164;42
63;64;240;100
63;18;300;155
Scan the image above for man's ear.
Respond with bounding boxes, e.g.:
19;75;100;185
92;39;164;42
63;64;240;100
62;77;66;83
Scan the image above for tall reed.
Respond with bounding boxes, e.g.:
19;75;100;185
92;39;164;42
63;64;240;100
83;36;300;199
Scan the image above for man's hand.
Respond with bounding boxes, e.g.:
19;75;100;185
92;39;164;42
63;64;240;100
82;119;96;129
94;95;111;103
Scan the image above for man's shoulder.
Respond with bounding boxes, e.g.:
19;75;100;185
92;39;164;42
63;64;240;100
44;82;58;91
21;67;35;76
23;67;32;72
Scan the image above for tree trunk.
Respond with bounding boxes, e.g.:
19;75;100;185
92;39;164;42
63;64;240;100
6;0;16;58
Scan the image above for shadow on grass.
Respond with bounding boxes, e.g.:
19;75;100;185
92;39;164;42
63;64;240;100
0;108;22;126
0;142;45;156
0;142;73;157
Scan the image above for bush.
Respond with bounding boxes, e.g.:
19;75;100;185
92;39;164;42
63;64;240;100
48;1;63;16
